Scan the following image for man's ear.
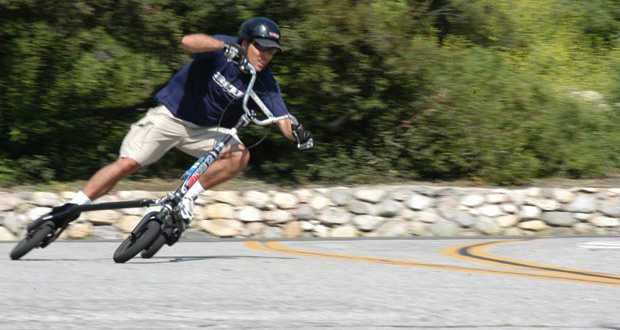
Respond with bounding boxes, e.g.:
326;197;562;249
241;39;250;49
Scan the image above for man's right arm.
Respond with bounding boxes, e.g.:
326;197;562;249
181;34;226;54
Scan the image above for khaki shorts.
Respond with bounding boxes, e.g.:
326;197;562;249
120;105;242;167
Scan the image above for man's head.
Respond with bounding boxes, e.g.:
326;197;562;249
238;17;282;72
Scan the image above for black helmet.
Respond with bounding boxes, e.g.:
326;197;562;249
239;17;282;51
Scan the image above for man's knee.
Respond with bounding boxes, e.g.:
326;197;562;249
226;144;250;169
115;157;141;174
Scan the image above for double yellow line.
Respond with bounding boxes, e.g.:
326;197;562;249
246;239;620;287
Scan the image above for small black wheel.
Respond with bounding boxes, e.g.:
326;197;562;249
113;219;161;263
140;232;167;259
10;221;56;260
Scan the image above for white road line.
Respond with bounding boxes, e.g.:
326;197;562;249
579;241;620;249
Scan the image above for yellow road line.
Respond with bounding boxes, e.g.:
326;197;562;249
442;238;620;282
245;241;620;287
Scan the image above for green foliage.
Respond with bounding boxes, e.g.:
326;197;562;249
2;0;620;187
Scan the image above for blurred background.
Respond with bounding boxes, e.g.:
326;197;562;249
2;0;620;187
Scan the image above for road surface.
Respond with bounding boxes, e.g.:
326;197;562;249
1;236;620;329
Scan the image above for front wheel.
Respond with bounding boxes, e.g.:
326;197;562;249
113;219;161;263
10;221;56;260
140;232;167;259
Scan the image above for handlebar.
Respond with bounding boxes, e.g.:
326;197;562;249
240;62;298;126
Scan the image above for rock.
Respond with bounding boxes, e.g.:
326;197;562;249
461;194;485;207
525;197;561;211
389;188;413;202
408;222;429;236
331;225;358;237
518;206;542;220
211;191;242;205
0;226;17;241
114;216;141;233
293;189;315;203
486;193;507;204
376;221;409;237
283;221;302;237
244;222;265;236
353;215;382;231
236;206;263;222
318;207;350;225
376;199;403;218
505;190;526;205
478;205;504;217
476;217;502;235
588;216;620;227
518;220;548;231
500;203;518;214
272;192;298;209
31;192;60;207
573;213;591;221
1;212;28;234
553;189;575;203
347;201;375;215
406;194;434;210
65;222;92;239
452;211;476;227
263;226;283;238
329;188;352;206
566;195;597;213
205;203;235;219
293;204;316;221
313;224;329;237
264;210;292;224
243;191;270;209
27;207;52;222
91;226;122;240
83;210;122;225
430;221;460;236
353;188;387;203
0;196;24;212
598;200;620;217
413;211;442;223
197;219;242;237
116;190;158;200
573;222;596;234
309;195;332;211
503;227;524;236
496;215;520;228
541;212;576;227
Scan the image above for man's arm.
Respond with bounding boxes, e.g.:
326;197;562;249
276;118;295;141
181;34;226;53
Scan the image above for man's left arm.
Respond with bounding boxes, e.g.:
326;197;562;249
277;119;314;149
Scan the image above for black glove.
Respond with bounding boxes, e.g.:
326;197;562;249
292;124;314;150
222;41;247;68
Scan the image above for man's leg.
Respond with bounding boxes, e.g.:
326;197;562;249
198;144;250;189
177;144;249;222
81;157;141;201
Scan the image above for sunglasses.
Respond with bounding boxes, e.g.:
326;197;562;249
252;41;278;55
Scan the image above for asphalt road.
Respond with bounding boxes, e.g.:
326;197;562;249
1;236;620;330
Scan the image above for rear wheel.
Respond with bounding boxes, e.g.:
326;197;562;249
140;229;169;259
113;219;160;263
10;221;56;260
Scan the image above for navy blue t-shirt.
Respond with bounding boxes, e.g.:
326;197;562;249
154;35;288;128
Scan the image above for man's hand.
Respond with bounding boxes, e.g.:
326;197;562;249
292;124;314;150
222;41;247;68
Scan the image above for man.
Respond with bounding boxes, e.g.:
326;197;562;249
67;17;313;221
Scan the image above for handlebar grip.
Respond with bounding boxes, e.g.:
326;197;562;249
298;138;314;150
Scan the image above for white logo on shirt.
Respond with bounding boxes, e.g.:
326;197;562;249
213;72;243;99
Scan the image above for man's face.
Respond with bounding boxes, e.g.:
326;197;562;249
242;40;277;72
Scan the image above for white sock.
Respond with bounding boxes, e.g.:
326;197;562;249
185;182;206;200
70;191;92;205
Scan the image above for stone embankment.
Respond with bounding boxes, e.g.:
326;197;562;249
1;185;620;241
